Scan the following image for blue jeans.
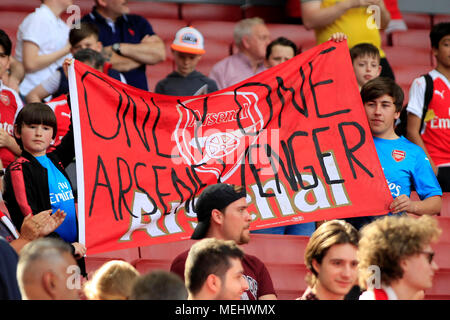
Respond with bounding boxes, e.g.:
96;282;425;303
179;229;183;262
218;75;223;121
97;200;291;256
251;222;316;236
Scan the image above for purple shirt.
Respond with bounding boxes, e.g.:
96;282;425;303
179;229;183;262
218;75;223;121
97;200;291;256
209;52;267;90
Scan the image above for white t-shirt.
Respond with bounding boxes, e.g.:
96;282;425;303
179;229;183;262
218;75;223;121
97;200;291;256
15;4;70;96
407;69;450;120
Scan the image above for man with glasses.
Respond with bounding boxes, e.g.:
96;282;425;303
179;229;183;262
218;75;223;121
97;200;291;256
358;215;441;300
345;77;442;230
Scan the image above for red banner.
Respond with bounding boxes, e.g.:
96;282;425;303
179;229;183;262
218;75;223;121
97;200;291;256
69;41;392;255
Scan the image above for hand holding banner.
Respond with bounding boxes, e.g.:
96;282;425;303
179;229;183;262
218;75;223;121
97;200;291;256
69;40;392;255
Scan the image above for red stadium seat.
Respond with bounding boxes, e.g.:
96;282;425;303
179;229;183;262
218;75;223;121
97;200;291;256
267;23;316;53
433;14;450;25
390;29;431;48
135;239;194;274
189;20;236;47
148;18;187;42
425;270;450;300
0;11;29;51
436;216;450;243
181;4;243;23
384;46;433;67
243;5;286;23
402;13;433;30
127;1;180;20
85;247;140;277
390;64;432;105
441;193;450;217
0;0;37;12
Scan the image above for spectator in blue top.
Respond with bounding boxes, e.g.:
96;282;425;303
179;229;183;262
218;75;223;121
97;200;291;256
345;77;442;230
81;0;166;90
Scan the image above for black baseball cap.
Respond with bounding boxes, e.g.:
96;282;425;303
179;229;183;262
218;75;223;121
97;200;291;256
191;183;247;240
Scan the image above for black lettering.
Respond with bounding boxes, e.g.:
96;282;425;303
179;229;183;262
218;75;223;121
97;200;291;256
308;60;351;118
276;76;308;127
247;144;275;198
338;122;374;179
117;157;134;218
81;71;122;140
151;98;178;158
134;163;157;215
312;127;345;184
153;166;171;214
286;131;318;190
89;155;118;221
171;168;194;214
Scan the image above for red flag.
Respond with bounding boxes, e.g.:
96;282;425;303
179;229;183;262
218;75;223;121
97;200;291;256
69;41;392;255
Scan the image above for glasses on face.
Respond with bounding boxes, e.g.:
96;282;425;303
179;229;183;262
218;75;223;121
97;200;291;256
419;251;435;264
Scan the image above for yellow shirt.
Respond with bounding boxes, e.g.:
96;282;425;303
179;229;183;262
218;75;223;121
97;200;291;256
313;0;385;57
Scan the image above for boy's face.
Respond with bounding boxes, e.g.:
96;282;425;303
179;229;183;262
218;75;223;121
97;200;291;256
352;55;381;88
312;243;358;300
364;94;400;139
267;44;295;68
0;44;10;79
172;50;202;77
15;123;54;157
71;35;103;54
433;34;450;68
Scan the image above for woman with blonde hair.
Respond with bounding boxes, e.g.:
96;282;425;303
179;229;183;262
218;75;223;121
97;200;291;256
83;260;140;300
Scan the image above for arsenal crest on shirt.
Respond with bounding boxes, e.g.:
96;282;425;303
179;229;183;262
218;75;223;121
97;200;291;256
0;93;10;106
392;150;406;162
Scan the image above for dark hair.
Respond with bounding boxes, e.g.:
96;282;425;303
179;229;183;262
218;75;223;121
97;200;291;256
350;43;380;62
0;29;12;56
304;220;359;286
74;48;105;70
430;22;450;49
361;77;404;112
14;103;58;149
185;239;244;296
265;36;297;60
130;270;188;300
69;22;100;47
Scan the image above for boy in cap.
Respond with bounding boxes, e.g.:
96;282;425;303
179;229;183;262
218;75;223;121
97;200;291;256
155;26;218;96
170;183;277;300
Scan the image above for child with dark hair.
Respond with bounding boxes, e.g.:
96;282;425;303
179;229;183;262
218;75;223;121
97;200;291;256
3;102;86;275
406;22;450;192
265;37;297;68
350;43;382;90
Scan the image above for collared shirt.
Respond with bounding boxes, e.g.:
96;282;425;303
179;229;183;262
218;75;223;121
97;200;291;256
16;4;70;96
209;52;267;90
81;7;155;90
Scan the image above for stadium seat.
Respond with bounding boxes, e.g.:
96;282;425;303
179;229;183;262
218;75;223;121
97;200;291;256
127;1;180;20
402;13;433;30
436;216;450;243
267;23;316;53
149;18;187;42
433;14;450;25
181;3;243;23
384;46;433;67
0;11;29;50
425;270;450;300
189;20;236;47
135;239;194;274
441;193;450;217
85;247;140;277
243;5;287;23
390;29;431;48
0;0;37;12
